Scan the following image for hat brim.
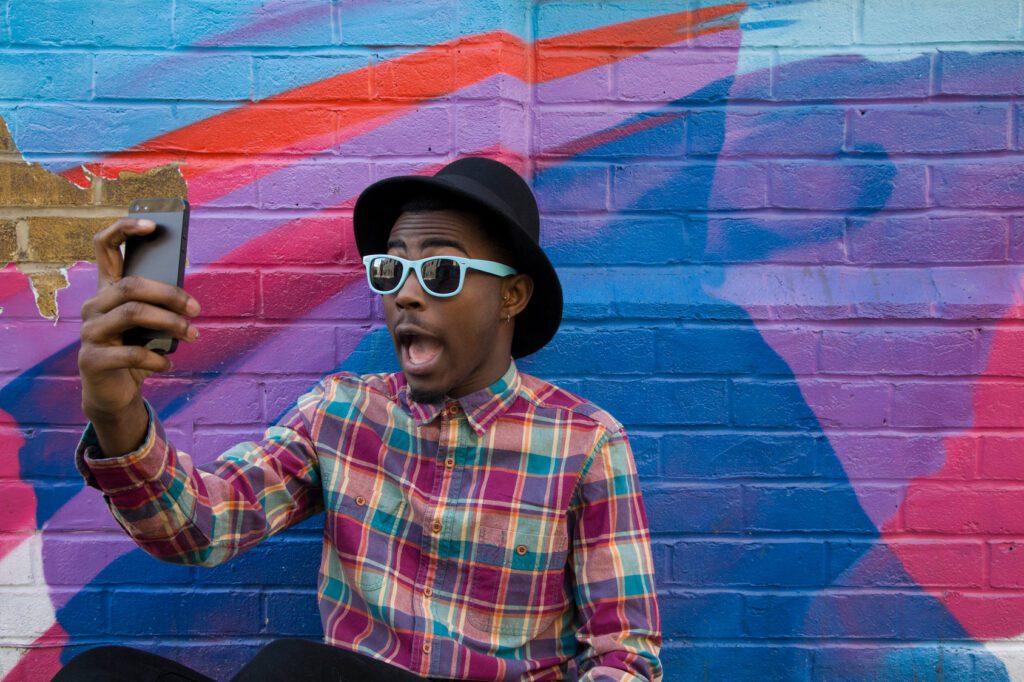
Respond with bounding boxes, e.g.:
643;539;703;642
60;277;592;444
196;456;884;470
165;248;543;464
353;174;562;359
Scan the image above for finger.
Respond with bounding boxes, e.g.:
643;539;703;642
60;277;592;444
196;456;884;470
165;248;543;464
93;218;156;288
79;344;172;374
82;300;198;345
85;274;200;319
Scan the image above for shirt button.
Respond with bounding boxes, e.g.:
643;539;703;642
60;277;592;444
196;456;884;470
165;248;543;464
445;404;458;416
516;544;528;556
444;457;455;469
422;642;432;654
431;520;442;534
423;587;432;597
355;496;366;506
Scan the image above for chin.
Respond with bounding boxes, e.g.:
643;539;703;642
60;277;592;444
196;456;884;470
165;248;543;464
406;381;448;405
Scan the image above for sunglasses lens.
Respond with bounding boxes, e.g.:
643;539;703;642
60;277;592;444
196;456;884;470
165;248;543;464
368;256;404;292
421;258;462;295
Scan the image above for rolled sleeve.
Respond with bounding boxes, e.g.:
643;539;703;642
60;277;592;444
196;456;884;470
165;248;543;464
572;427;663;682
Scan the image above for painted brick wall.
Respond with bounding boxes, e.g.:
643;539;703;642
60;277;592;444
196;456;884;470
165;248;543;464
2;1;1024;680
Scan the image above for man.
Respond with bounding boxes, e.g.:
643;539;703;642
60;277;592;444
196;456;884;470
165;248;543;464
63;158;663;681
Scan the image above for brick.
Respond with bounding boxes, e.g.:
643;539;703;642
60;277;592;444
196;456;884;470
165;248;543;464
536;109;684;159
44;536;193;585
848;215;1008;264
828;434;974;482
644;485;744;534
571;378;729;426
655;327;809;375
932;161;1024;209
773;52;930;100
940;51;1024;95
747;593;900;638
174;0;333;47
904;485;1024;534
535;49;612;103
542;216;696;266
0;52;91;99
663;644;810;680
692;216;845;264
813;645;975;681
189;376;261;424
340;0;455;45
980;436;1024;479
189;213;349;266
862;0;1018;43
97;165;186;206
522;328;656;376
848;104;1009;154
612;162;767;211
733;380;889;429
263;378;325;424
344;105;452;157
744;485;897;533
769;162;926;210
94;53;251;100
672;541;825;587
1013;216;1024;261
616;49;768;103
255;54;371;101
13;104;187;154
20;216;109;263
0;161;91;207
534;163;609;212
1017;105;1024;151
255;160;371;210
626;432;659;479
454;100;523;154
265;591;323;637
658;591;744;638
829;540;984;588
9;0;173;46
991;541;1024;587
0;221;15;263
260;271;370;320
690;107;844;157
820;329;984;375
890;381;975;428
200;537;321;586
109;590;260;635
660;433;822;480
373;49;455;100
185;270;258;318
933;266;1020;320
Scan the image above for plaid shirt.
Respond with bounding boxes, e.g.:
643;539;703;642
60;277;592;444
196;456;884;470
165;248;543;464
77;362;663;681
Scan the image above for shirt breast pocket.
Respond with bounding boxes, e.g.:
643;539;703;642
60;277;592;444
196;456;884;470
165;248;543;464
336;491;406;592
466;525;571;637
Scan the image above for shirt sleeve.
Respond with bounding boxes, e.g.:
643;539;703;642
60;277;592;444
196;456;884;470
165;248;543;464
570;426;664;682
74;380;329;567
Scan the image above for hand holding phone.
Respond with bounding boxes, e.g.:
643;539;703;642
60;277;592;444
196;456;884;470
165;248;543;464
122;198;190;354
78;200;199;456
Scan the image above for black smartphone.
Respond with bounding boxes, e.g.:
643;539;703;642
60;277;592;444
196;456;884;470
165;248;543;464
122;197;190;354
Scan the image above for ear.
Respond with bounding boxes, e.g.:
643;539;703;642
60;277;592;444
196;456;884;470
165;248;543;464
500;274;533;319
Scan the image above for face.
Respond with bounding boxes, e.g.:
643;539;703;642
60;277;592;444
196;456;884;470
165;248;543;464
381;209;531;403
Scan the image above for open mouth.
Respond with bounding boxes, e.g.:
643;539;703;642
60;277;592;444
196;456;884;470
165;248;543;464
398;330;444;375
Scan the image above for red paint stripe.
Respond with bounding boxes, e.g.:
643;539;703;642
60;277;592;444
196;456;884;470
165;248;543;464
3;623;68;682
0;410;34;564
884;295;1024;639
59;5;744;202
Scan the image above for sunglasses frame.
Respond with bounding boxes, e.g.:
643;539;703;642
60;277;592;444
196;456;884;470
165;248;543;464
362;254;518;298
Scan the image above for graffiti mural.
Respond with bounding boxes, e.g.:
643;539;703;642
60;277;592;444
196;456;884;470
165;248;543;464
2;1;1023;679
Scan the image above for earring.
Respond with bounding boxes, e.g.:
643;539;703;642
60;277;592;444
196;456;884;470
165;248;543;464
504;313;512;324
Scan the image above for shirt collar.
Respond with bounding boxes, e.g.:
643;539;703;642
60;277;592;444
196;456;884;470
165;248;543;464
399;360;521;437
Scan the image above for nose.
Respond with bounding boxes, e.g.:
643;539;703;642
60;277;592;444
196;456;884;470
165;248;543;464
393;268;427;310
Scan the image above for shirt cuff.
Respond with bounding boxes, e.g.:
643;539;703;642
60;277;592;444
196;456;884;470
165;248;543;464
74;400;169;494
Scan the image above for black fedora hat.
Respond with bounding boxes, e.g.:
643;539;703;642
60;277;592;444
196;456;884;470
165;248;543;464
353;157;562;359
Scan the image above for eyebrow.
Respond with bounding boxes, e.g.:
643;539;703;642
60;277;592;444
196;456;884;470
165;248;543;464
386;237;470;256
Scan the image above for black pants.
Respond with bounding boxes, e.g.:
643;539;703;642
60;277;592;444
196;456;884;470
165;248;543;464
53;639;450;681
